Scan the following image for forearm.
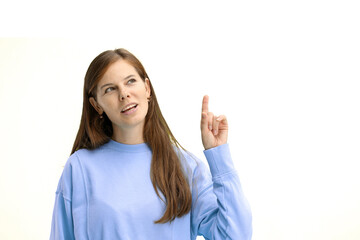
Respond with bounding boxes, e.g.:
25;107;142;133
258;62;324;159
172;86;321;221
200;144;252;239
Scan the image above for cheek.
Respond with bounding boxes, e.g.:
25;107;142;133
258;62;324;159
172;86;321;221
99;99;116;114
140;95;149;114
134;89;149;102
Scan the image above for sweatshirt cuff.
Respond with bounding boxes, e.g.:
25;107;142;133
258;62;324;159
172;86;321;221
203;143;235;177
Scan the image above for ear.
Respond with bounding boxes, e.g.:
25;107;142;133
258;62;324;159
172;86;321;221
145;78;151;99
89;97;104;115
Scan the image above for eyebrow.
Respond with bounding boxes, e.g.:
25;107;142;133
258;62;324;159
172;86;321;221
100;75;136;90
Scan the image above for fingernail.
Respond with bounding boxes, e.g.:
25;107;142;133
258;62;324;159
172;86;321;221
209;125;212;130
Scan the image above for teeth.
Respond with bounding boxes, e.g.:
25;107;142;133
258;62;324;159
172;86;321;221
122;104;137;112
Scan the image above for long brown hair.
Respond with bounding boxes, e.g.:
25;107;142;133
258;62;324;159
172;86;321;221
71;48;192;223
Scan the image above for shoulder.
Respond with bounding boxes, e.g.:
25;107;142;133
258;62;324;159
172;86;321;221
173;146;210;180
173;146;197;169
73;145;108;160
66;144;115;168
60;146;108;182
56;151;83;199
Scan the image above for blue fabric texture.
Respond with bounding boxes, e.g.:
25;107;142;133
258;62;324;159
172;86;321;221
50;140;252;240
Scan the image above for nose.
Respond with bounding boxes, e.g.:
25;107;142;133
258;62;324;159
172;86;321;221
119;89;130;101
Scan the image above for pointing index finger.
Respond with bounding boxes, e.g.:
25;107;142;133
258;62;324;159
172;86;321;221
202;95;209;113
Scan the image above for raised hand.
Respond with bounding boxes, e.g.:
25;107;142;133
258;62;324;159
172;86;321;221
200;95;229;150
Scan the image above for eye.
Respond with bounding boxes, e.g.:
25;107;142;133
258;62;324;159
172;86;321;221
105;87;115;93
127;79;136;84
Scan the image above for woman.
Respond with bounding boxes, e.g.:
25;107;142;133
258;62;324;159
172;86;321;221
50;48;252;240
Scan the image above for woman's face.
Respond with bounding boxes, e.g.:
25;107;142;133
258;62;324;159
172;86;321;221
90;59;151;133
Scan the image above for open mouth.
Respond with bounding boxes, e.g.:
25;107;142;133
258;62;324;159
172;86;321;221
121;104;138;113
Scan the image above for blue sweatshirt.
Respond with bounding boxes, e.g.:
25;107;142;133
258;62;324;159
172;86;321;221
50;140;252;240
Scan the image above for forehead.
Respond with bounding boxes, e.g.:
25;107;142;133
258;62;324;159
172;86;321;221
99;59;138;84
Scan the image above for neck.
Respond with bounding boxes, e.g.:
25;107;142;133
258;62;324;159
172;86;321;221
111;124;145;145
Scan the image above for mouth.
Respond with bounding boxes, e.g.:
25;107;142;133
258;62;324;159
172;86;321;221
121;103;138;113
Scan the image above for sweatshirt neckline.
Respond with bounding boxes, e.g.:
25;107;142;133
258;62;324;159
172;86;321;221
105;139;151;153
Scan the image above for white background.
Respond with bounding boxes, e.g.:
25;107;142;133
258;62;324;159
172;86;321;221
0;0;359;239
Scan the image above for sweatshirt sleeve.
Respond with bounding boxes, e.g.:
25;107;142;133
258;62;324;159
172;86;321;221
190;144;252;240
50;153;87;240
50;157;75;240
50;186;75;240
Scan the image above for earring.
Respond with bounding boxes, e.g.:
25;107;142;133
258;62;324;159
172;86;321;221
100;114;103;119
